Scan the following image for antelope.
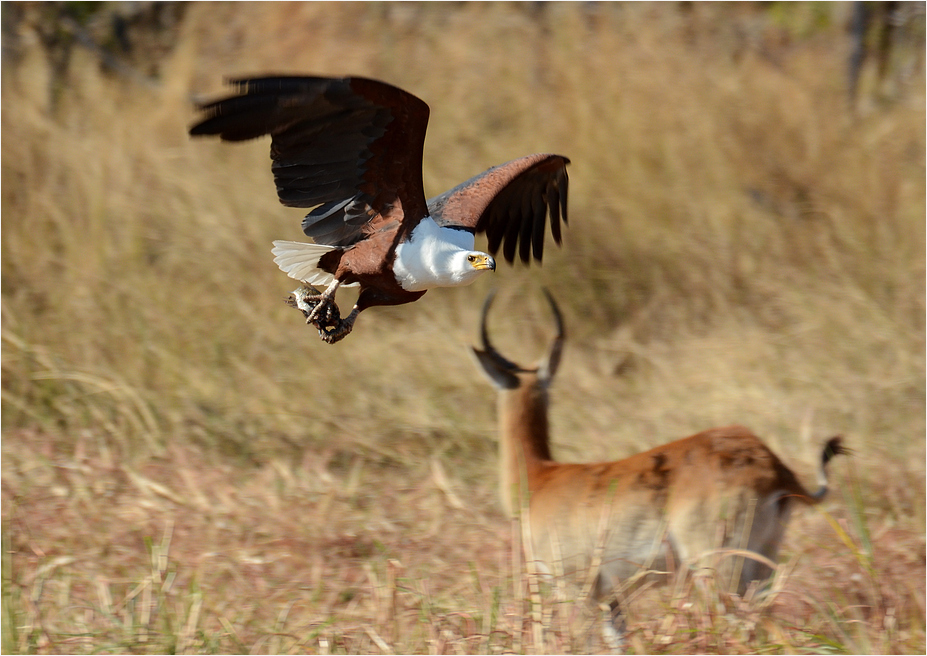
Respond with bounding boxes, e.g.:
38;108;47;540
471;290;847;646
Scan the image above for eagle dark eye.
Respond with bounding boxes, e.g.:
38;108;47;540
468;254;477;262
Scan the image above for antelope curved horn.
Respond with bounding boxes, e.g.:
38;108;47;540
538;288;565;381
479;290;521;372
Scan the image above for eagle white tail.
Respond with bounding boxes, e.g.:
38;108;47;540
271;240;345;287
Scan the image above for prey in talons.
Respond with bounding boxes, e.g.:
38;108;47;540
285;287;349;344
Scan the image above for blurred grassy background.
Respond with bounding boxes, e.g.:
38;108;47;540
2;2;924;653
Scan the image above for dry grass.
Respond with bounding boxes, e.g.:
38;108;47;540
2;2;924;654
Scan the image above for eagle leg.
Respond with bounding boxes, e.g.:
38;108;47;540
305;279;342;325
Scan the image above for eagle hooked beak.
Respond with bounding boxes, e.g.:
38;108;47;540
468;253;496;272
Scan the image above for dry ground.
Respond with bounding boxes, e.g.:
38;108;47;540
3;3;925;654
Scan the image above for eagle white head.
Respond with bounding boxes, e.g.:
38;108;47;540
391;218;496;292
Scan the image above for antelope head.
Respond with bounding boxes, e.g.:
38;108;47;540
471;288;564;390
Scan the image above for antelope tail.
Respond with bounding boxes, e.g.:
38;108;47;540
809;436;851;502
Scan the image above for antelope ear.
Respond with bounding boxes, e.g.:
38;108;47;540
470;348;521;390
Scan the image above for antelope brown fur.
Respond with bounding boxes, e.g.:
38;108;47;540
471;290;847;642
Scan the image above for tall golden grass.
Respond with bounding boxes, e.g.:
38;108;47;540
2;3;924;653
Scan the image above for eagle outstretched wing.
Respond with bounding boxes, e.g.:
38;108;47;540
427;154;570;264
189;76;431;247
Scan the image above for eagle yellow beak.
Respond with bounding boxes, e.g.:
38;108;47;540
469;253;496;271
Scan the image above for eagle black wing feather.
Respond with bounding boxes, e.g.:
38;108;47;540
190;76;431;247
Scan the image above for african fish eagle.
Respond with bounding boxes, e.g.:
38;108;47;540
189;76;570;343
